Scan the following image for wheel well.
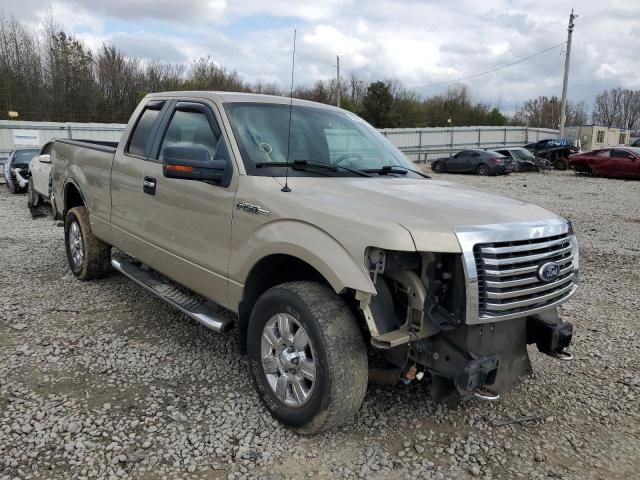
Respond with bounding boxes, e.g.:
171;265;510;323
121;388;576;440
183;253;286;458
64;183;85;214
237;254;328;354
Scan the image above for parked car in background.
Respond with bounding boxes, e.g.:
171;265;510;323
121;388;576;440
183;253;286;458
27;141;54;208
629;138;640;148
492;147;550;172
4;148;39;193
523;139;578;171
431;149;513;175
569;147;640;179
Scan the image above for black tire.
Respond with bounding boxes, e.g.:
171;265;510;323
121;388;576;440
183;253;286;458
554;158;569;170
64;206;111;280
247;281;368;434
475;164;489;176
27;180;40;208
431;161;445;173
7;175;18;194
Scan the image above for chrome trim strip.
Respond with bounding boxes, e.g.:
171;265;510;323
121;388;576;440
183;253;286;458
485;264;573;288
480;236;569;255
479;285;578;322
485;280;575;310
481;245;572;266
483;256;573;277
485;273;574;300
454;218;577;325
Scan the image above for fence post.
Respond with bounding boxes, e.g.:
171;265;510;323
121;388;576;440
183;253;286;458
477;128;481;148
417;130;422;163
67;125;72;139
503;127;507;146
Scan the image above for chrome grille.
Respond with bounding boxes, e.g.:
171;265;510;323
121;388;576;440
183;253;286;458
473;233;577;320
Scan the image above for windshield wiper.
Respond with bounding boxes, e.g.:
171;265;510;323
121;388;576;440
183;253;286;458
360;165;430;178
255;160;372;177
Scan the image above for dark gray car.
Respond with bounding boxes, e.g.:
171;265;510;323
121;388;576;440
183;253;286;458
431;149;513;176
493;147;549;172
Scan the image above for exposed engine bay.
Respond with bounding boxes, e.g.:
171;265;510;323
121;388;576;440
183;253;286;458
359;248;574;403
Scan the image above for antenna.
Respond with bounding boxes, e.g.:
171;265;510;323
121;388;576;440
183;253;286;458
281;29;296;193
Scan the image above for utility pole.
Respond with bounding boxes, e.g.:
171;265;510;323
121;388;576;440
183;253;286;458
336;55;341;108
559;9;577;138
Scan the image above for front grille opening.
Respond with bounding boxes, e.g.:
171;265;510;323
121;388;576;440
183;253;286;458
473;233;576;319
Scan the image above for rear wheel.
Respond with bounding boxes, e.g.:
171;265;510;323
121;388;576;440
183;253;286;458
475;164;489;176
247;281;368;434
27;180;40;208
64;206;111;280
431;161;445;173
554;157;569;170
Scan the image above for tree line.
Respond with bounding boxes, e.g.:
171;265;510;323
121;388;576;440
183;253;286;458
1;13;639;132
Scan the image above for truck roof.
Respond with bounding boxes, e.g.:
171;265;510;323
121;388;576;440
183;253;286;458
145;91;340;110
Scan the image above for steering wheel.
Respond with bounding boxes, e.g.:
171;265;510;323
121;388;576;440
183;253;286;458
334;153;363;166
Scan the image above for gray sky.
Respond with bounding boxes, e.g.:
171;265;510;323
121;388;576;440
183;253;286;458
6;0;640;111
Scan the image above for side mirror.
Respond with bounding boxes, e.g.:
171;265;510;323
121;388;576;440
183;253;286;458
39;154;51;164
162;144;231;186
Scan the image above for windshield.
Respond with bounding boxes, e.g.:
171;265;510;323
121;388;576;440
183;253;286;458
224;102;415;176
13;149;39;165
511;148;534;160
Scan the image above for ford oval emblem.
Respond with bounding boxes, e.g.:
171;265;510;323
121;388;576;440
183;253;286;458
538;262;560;282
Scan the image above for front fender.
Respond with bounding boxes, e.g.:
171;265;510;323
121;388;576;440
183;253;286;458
228;219;377;307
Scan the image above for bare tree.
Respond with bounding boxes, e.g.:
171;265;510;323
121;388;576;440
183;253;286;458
592;88;624;127
619;89;640;130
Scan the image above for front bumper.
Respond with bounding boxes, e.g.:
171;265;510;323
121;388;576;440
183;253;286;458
405;308;573;399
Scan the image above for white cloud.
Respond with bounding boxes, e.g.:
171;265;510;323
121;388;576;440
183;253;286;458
3;0;639;109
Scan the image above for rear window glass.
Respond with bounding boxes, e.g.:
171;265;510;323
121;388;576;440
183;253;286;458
14;149;39;164
127;107;161;156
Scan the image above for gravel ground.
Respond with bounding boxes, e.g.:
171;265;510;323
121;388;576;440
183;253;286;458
1;171;639;480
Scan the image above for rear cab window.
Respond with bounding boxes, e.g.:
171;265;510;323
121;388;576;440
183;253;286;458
126;101;165;157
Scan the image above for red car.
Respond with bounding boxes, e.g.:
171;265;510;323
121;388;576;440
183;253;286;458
569;147;640;178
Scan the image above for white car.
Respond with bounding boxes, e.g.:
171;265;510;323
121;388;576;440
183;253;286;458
27;141;54;208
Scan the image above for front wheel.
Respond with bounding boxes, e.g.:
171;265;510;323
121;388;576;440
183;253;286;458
247;281;368;434
27;180;40;208
64;206;111;280
431;161;445;173
476;164;490;176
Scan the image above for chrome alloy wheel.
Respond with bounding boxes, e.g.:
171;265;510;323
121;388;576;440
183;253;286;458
261;313;317;408
68;221;84;270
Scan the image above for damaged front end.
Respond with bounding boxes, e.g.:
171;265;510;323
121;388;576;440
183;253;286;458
358;218;578;402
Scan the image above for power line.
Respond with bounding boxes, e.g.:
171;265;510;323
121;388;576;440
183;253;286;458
408;42;566;91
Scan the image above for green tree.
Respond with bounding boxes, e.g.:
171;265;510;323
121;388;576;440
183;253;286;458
487;108;507;126
361;81;395;127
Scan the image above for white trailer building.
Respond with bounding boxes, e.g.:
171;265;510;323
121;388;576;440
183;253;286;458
565;125;630;152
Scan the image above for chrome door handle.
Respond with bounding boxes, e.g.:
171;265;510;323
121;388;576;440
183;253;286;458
143;176;156;195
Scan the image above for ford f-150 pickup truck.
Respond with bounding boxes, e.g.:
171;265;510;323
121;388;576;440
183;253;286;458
51;92;578;433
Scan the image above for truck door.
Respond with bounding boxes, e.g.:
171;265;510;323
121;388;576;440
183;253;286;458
111;100;236;308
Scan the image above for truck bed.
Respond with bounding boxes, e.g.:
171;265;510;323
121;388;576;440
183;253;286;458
51;138;118;231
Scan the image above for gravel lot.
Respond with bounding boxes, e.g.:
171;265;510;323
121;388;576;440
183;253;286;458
1;171;639;480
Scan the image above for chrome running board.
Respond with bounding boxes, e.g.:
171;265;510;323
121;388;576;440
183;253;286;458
111;255;233;333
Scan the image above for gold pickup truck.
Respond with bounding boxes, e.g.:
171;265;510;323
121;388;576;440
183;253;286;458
51;92;578;433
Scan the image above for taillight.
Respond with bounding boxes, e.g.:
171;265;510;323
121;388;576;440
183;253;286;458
495;158;504;164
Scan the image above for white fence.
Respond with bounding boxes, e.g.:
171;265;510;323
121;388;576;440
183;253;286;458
379;126;559;162
1;120;559;166
0;120;126;160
